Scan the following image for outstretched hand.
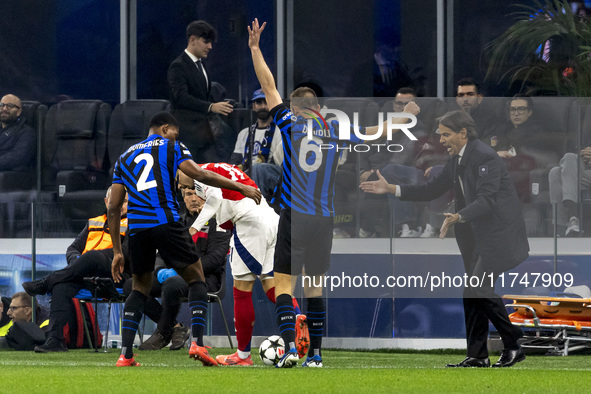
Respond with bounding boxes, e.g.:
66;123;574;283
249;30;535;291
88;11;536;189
439;212;461;239
248;18;267;49
359;170;390;194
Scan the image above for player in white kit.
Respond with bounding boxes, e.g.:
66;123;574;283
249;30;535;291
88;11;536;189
187;163;278;365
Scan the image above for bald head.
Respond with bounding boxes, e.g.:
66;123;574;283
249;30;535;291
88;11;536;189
0;94;23;127
177;170;193;189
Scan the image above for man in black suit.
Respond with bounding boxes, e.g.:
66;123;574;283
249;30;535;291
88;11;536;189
361;110;529;368
167;20;233;163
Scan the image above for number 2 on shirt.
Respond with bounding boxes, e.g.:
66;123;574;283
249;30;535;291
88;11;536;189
134;153;157;191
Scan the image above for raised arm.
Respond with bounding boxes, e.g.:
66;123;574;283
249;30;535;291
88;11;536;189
248;19;282;110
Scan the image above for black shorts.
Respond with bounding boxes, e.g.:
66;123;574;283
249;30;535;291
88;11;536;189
274;209;334;276
129;221;199;276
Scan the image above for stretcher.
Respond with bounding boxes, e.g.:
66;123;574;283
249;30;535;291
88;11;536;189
503;294;591;356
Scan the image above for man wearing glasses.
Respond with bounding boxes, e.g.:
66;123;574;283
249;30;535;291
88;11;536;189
6;292;49;328
0;94;37;174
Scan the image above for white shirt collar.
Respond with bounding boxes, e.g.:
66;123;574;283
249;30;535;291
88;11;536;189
458;144;467;162
185;49;200;63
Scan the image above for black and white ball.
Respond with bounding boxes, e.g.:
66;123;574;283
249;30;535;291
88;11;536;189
258;335;285;366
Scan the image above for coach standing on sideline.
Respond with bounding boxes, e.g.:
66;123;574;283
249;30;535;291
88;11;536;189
361;110;528;368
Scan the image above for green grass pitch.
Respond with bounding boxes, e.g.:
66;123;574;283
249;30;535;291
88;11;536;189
0;348;588;393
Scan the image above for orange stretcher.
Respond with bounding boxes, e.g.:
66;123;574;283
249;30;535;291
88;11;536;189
503;294;591;356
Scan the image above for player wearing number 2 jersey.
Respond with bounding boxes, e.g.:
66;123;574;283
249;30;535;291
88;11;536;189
183;163;279;366
248;19;420;368
108;112;261;367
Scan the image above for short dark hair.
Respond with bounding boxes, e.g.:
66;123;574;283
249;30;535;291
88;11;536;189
457;77;480;93
186;20;217;42
149;112;179;129
510;94;533;110
290;87;318;109
437;110;478;140
396;87;417;97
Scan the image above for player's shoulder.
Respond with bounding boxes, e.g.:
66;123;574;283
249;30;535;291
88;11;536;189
271;103;292;121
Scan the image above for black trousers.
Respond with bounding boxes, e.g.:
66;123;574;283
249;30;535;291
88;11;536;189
46;250;113;339
463;256;523;358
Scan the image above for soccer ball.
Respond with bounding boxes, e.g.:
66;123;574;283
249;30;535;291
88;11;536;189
258;335;285;366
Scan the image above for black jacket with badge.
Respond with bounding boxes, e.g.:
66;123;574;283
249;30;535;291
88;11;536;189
400;138;529;273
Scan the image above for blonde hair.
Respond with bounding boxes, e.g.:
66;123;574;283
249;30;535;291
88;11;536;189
290;87;318;109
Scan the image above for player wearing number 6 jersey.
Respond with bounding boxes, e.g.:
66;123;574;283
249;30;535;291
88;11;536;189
108;112;261;367
182;163;278;366
248;18;419;368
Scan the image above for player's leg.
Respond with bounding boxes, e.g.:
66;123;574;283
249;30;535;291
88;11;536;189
273;209;300;367
302;274;324;367
301;214;332;368
117;229;155;367
216;277;255;366
159;221;215;366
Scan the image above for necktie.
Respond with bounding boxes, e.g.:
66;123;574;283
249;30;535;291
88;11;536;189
195;60;208;87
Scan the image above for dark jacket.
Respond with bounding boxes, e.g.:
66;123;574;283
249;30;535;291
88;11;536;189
400;139;529;273
167;51;211;113
154;214;231;293
0;116;36;171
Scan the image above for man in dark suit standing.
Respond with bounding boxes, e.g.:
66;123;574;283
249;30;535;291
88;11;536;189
167;20;233;163
361;110;529;368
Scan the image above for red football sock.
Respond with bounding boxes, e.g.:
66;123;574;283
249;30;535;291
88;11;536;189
266;287;276;303
233;287;255;352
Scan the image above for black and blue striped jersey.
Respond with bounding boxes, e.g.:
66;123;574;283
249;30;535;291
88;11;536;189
112;134;192;234
271;104;363;217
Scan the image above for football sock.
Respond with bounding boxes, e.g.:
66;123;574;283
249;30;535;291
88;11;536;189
188;280;208;347
292;297;301;314
265;287;276;303
275;293;296;350
233;287;255;353
306;297;325;357
121;290;146;359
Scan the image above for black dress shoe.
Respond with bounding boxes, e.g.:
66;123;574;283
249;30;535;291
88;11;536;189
34;337;68;353
446;357;490;368
492;348;525;367
22;277;49;296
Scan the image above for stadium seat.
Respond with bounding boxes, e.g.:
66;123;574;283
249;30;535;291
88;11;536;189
45;100;112;233
106;100;171;169
76;277;127;352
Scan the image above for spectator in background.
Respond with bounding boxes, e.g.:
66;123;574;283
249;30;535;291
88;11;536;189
496;96;545;157
455;78;504;144
0;94;36;172
495;95;551;202
230;89;283;201
168;20;234;163
21;187;130;352
549;141;591;237
6;292;48;328
358;87;427;237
